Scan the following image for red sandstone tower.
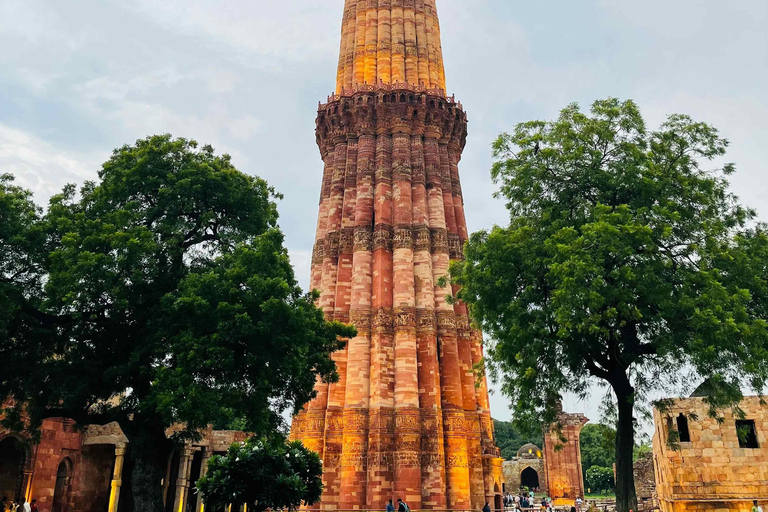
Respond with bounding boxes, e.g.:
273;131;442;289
291;1;504;509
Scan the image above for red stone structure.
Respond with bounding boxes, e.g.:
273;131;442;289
542;410;588;500
0;413;245;512
290;1;504;510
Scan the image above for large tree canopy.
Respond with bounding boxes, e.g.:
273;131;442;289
0;135;353;512
451;99;768;512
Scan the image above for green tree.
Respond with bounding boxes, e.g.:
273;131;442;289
0;136;353;512
493;419;543;460
0;174;44;359
197;434;323;511
585;466;615;494
580;424;616;483
451;99;768;512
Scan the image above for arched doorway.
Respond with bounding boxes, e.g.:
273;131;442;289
52;458;73;512
521;467;540;490
0;437;27;501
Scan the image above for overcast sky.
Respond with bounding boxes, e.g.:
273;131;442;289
2;0;766;431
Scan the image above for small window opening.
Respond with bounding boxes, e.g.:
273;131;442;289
429;100;435;108
676;414;691;443
437;339;442;363
400;94;406;102
736;420;759;449
383;95;388;103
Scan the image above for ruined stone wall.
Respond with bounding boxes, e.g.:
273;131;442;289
653;396;768;512
543;413;588;500
634;452;657;509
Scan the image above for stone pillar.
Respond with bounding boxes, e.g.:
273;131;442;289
172;446;194;512
107;444;127;512
21;469;33;503
195;450;212;512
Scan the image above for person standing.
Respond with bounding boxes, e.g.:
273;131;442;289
753;501;763;512
483;502;492;512
28;502;37;512
21;500;30;512
397;498;409;512
386;500;395;512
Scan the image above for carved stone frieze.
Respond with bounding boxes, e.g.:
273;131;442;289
436;310;456;334
349;309;372;335
353;226;373;252
372;307;394;334
448;232;463;260
394;307;417;331
431;227;449;254
413;224;431;252
393;225;413;250
373;224;394;252
416;309;436;332
340;227;355;254
455;314;472;340
325;231;340;260
312;241;325;265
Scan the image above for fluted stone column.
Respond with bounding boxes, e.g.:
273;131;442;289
292;2;504;509
172;446;194;512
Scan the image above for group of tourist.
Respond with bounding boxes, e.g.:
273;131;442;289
502;490;559;510
0;497;37;512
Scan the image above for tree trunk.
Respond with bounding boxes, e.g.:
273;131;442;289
128;425;171;512
612;373;638;512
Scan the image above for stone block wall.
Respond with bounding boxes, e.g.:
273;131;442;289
503;458;546;493
653;396;768;512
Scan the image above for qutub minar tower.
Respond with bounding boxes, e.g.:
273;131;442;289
291;0;504;510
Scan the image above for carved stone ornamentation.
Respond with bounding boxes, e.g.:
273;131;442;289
372;308;394;334
354;226;373;252
448;233;463;260
350;309;372;335
373;224;394;252
393;225;413;250
340;227;355;254
431;227;449;254
394;307;417;331
413;224;431;252
325;231;340;260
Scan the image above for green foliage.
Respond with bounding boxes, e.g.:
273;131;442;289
580;424;616;480
585;466;615;493
197;434;323;511
451;98;768;512
633;443;652;462
0;174;45;366
0;135;353;510
493;419;543;459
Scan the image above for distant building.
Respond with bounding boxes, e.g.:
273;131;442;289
503;443;547;493
502;407;588;501
652;395;768;512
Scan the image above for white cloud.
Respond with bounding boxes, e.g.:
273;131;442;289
0;125;103;202
114;0;341;68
